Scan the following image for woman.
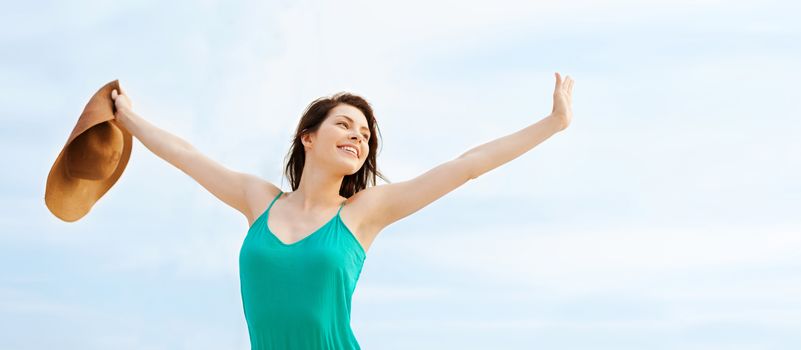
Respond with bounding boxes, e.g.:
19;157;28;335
110;72;574;349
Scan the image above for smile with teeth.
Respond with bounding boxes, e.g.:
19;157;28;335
337;146;358;158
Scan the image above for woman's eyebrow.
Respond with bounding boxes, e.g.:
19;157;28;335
337;115;370;133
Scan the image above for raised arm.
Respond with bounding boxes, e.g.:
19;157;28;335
111;88;272;219
357;72;574;235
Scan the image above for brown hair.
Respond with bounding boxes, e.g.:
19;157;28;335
282;92;391;198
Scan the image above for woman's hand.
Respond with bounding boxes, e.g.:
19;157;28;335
550;72;574;131
110;86;134;116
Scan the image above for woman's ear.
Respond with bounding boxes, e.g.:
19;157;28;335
301;131;314;150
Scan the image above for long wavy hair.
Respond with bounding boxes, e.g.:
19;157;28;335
282;92;391;198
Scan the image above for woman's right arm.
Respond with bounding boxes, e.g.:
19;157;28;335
114;105;273;219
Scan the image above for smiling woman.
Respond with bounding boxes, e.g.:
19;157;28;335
238;92;392;350
111;88;391;349
283;93;389;198
109;71;573;349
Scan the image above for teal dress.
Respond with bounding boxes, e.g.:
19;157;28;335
239;191;367;349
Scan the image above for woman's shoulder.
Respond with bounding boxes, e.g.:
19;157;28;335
340;187;386;247
243;178;282;226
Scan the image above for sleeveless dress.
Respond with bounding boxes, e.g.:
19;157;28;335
239;190;367;350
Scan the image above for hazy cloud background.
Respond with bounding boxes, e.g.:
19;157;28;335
2;0;800;349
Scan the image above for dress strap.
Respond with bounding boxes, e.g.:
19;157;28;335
267;191;283;212
336;200;346;216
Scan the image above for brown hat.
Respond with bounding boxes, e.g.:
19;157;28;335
45;79;133;222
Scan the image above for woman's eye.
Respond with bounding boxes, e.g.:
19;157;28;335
338;121;368;139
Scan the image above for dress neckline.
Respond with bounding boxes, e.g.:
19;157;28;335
265;191;346;247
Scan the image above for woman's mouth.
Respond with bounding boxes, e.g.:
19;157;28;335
337;146;358;159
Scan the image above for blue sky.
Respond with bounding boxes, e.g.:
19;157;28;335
2;0;800;349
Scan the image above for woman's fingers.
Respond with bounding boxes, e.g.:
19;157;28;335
558;74;574;96
555;72;562;90
110;87;133;110
556;72;575;94
564;77;571;95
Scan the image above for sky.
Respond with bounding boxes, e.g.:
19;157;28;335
2;0;800;349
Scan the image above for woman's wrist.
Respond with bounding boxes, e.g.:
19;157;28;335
114;106;137;132
545;113;566;132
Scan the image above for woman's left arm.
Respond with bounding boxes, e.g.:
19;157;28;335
462;72;574;180
356;73;574;233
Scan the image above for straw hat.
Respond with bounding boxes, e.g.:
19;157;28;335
45;79;133;222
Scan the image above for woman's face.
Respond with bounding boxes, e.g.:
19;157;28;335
303;103;370;173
